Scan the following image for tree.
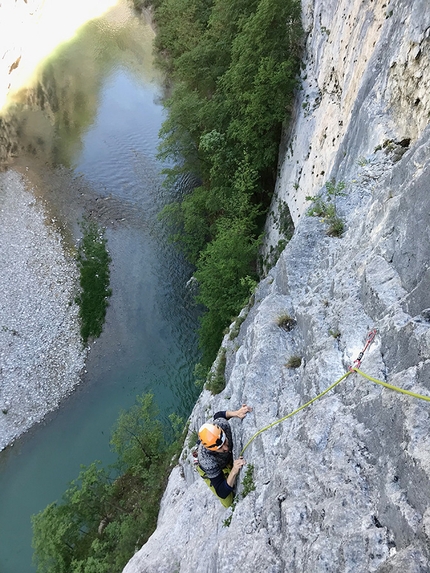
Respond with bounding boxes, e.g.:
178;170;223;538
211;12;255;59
32;463;111;573
110;393;165;477
195;217;259;365
32;394;180;573
154;0;302;364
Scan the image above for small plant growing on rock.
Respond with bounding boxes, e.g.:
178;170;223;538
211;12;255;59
327;214;345;237
276;313;297;331
278;200;294;239
241;464;256;497
286;355;302;369
194;362;209;389
223;464;256;527
306;179;347;237
229;310;248;341
187;430;199;450
206;348;227;394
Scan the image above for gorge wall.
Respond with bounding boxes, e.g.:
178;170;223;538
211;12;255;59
123;0;430;571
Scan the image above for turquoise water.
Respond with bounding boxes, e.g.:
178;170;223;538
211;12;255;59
0;5;200;572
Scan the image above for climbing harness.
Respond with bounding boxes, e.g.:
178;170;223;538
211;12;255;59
240;329;430;455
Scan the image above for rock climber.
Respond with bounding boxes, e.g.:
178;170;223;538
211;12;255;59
197;405;252;507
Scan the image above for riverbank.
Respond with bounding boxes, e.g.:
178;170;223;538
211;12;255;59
0;169;86;451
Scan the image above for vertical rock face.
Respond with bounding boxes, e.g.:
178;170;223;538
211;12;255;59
265;0;430;252
123;0;430;572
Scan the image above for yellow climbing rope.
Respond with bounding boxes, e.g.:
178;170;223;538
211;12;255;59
240;370;351;454
240;333;430;456
353;368;430;403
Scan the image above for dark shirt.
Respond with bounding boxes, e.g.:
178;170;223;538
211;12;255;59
198;412;234;499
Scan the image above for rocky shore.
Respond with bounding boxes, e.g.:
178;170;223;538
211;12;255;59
0;169;86;451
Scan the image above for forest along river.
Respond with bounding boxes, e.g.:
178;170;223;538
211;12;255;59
0;3;200;572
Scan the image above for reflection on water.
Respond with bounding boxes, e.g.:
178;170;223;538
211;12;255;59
6;1;160;169
0;2;200;572
0;0;120;111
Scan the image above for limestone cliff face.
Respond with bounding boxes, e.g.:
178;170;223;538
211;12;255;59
123;0;430;572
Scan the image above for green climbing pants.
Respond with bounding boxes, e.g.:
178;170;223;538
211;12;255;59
196;465;234;508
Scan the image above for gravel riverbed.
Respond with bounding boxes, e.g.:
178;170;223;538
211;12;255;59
0;169;86;451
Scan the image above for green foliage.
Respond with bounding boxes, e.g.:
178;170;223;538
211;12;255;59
75;221;112;344
223;463;256;527
155;0;303;365
193;362;210;388
261;238;289;272
286;355;302;369
242;463;256;497
229;314;246;340
325;178;346;200
277;200;294;239
276;313;297;332
32;394;182;573
305;194;327;217
110;394;165;476
206;347;227;394
306;179;347;237
131;0;151;10
195;218;260;366
326;214;345;237
187;430;199;449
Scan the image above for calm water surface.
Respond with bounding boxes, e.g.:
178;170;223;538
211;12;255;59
0;3;200;572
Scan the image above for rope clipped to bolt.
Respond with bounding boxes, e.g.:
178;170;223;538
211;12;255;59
240;329;430;455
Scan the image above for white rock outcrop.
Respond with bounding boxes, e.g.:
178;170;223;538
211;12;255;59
123;0;430;571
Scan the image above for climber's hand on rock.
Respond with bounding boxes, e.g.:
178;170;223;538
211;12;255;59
235;404;253;419
232;457;246;473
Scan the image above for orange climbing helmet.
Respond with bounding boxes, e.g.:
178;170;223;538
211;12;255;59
198;423;226;450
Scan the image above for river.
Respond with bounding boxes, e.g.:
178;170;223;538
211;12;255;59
0;2;200;571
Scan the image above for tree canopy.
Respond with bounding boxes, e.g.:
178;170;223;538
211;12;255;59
155;0;302;368
32;394;182;573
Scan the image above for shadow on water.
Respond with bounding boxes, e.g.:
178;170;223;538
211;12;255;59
0;2;200;571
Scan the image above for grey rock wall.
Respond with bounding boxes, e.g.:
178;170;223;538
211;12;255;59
123;0;430;571
263;0;430;261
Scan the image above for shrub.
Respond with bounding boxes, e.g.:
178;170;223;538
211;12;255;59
286;355;302;368
223;464;256;527
206;347;227;394
306;178;346;237
276;313;297;332
229;314;247;340
195;218;260;367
